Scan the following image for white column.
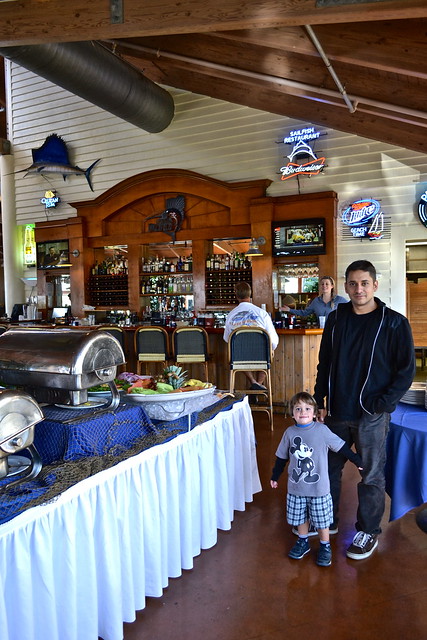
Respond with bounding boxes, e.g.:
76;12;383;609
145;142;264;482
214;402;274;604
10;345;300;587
0;153;25;316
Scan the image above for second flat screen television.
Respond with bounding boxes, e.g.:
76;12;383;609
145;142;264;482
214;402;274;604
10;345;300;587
272;218;326;257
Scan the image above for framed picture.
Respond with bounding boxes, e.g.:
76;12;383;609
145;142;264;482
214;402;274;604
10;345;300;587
36;240;70;269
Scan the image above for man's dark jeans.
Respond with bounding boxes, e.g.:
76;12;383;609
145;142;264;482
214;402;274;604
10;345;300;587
325;412;390;535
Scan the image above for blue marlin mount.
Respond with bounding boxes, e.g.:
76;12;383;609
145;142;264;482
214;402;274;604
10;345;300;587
22;134;100;191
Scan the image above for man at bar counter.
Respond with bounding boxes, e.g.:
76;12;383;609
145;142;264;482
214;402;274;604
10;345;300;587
223;281;279;391
314;260;415;560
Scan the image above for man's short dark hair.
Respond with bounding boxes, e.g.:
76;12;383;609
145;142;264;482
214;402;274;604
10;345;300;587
345;260;376;282
234;281;251;301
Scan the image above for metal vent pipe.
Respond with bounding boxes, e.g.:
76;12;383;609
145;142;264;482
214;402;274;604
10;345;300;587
0;41;174;133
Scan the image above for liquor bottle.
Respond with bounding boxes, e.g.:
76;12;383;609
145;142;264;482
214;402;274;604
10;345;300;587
206;254;211;270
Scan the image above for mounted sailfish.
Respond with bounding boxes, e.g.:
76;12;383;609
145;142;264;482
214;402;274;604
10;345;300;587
22;134;100;191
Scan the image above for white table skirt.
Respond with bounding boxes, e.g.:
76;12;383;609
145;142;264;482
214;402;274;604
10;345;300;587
0;398;261;640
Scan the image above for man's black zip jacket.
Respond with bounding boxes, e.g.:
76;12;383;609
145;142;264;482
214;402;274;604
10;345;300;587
313;298;415;419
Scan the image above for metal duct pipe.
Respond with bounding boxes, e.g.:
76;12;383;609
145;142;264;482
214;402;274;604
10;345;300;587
0;41;174;133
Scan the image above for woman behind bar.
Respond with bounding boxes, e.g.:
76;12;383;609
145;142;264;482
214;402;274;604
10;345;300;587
280;276;347;321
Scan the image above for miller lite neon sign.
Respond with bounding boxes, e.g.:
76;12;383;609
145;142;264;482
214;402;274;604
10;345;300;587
341;198;384;240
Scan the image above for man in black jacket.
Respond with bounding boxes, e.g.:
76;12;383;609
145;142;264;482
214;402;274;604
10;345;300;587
314;260;415;560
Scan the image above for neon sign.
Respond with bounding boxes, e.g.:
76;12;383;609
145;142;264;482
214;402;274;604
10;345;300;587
280;127;326;181
40;189;60;209
418;191;427;228
23;224;36;266
341;198;384;240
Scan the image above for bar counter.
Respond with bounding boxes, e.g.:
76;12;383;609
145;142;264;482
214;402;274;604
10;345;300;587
115;324;322;411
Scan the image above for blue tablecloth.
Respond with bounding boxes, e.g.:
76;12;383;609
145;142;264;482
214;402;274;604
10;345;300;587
386;403;427;521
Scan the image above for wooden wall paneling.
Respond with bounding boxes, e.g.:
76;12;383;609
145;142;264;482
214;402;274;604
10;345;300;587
407;279;427;347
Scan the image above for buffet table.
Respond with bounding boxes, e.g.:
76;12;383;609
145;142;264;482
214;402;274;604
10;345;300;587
0;397;260;640
386;403;427;521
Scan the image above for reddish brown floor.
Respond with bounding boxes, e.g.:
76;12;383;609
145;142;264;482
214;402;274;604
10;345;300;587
123;412;427;640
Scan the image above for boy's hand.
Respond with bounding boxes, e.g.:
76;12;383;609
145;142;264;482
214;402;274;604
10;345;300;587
270;480;278;489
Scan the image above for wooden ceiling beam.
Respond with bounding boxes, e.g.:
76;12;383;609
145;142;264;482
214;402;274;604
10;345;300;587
210;20;427;79
0;1;426;46
126;54;426;153
116;38;427;115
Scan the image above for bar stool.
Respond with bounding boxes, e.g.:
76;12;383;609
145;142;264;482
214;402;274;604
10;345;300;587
134;326;170;375
97;326;126;371
172;327;210;382
97;325;125;350
228;326;274;430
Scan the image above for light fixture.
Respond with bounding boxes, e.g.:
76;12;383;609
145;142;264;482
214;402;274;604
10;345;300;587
245;236;266;257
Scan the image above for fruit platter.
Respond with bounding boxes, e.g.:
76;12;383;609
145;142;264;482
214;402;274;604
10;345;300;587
119;366;216;421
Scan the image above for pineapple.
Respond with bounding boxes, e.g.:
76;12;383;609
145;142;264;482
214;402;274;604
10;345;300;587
162;364;188;390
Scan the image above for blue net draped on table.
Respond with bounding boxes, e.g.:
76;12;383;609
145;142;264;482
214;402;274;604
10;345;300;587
0;394;244;525
36;403;157;464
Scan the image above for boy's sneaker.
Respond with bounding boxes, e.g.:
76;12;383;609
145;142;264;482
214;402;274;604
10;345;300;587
292;523;338;536
316;543;332;567
288;537;310;559
346;532;378;560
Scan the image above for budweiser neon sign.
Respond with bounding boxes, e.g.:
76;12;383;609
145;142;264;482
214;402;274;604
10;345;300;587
280;127;326;181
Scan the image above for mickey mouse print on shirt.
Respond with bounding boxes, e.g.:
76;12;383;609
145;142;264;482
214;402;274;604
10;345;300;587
289;435;320;484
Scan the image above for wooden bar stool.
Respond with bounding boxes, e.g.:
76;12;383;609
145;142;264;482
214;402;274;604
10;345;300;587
134;326;170;375
228;326;274;430
172;326;210;382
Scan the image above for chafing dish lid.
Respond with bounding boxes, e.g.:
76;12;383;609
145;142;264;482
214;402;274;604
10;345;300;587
0;327;125;376
0;388;44;446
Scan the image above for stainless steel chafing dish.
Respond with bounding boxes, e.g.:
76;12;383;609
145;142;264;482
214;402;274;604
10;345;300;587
0;388;44;485
0;327;125;412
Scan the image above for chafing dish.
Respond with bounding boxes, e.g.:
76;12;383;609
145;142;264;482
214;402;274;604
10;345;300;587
0;388;43;486
0;327;125;413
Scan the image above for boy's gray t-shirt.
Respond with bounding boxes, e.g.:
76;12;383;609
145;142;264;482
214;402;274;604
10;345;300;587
275;422;345;497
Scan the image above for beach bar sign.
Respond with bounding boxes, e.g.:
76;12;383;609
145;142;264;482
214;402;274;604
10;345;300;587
341;198;386;240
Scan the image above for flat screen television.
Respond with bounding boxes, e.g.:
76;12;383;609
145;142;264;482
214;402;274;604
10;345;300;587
272;218;326;257
37;240;70;269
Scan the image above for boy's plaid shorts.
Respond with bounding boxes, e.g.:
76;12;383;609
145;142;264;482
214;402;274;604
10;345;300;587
286;493;333;529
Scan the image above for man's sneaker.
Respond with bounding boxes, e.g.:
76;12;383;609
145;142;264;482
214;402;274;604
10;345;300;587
288;537;310;559
316;543;332;567
292;523;338;537
346;532;378;560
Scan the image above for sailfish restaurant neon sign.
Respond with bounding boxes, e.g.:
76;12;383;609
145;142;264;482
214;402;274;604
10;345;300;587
279;127;326;181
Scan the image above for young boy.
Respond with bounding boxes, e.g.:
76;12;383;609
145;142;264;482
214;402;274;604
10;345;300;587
270;392;363;567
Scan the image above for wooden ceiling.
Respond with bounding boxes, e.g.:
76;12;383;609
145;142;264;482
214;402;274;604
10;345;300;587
0;0;426;153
